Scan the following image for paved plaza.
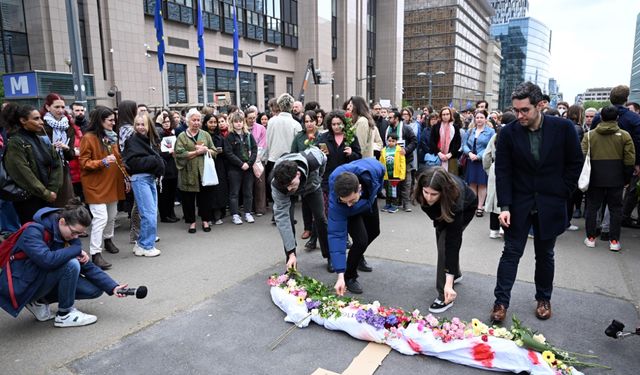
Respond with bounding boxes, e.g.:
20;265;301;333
1;202;639;374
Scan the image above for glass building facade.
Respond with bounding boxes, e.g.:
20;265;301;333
630;12;640;103
0;0;30;73
491;17;551;110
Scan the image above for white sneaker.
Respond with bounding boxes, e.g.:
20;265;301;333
489;230;502;239
54;308;97;327
584;237;596;248
245;213;255;223
155;236;160;242
567;224;579;231
214;219;223;225
609;240;621;252
25;301;54;321
429;298;453;313
499;227;504;236
232;214;243;225
134;244;161;257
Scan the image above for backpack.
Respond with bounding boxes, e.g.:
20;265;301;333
0;222;51;309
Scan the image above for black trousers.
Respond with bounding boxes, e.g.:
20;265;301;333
158;178;178;219
182;185;214;223
301;189;329;258
622;174;639;220
585;186;623;241
344;206;380;280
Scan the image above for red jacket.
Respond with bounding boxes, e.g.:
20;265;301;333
69;124;83;183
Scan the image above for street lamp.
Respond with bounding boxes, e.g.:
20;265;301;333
247;48;276;106
417;71;445;107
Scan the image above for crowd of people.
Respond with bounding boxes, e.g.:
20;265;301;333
1;81;639;327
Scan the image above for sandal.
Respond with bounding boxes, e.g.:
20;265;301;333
475;208;484;217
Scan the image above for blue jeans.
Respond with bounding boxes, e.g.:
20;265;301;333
131;174;158;250
0;199;21;232
33;259;103;312
494;213;556;308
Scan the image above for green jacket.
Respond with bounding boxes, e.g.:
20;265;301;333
581;120;635;187
174;130;216;192
4;129;63;201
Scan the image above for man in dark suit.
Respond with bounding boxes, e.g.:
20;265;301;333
491;82;583;323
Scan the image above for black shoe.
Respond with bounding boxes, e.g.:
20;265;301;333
358;257;372;272
103;238;120;254
326;259;334;273
345;278;363;294
92;253;112;270
429;298;453;313
161;217;179;223
600;232;610;241
304;239;317;250
202;223;211;232
572;209;582;219
188;225;197;234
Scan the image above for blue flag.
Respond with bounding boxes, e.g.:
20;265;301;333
154;0;165;71
197;0;205;74
448;100;453;108
232;0;239;77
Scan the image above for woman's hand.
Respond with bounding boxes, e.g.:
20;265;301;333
438;152;446;161
469;152;477;161
53;141;70;151
47;191;57;202
76;250;90;265
344;146;352;156
444;274;457;304
241;162;249;171
113;284;129;298
334;273;346;296
105;154;117;164
125;179;131;193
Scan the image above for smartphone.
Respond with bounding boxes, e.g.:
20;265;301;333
319;143;328;153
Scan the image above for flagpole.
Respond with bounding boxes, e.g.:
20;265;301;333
233;0;241;108
197;0;207;108
161;69;167;108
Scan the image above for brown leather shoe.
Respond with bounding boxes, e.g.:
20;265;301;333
92;253;112;270
535;300;552;320
490;304;507;324
301;230;312;240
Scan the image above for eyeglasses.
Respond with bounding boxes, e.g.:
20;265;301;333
66;223;86;236
512;107;532;115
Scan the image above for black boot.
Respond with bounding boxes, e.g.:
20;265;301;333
326;258;334;273
104;238;120;254
92;253;112;270
357;257;373;272
304;237;317;250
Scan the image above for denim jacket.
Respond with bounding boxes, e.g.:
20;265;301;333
462;126;495;159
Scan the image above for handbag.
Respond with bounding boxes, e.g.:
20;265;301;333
578;130;591;192
253;160;264;178
201;153;219;186
0;157;30;202
424;153;440;167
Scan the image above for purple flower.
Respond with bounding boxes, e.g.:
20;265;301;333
305;300;321;310
370;315;386;329
386;315;398;326
355;309;368;323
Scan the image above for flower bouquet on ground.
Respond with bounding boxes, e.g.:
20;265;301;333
268;270;608;375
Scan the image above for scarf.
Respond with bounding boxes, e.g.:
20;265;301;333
44;112;69;159
439;122;453;154
105;129;118;145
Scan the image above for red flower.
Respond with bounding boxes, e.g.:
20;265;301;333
345;112;352;118
528;350;540;365
481;335;488;342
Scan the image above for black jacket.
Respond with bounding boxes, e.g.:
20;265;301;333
156;126;178;179
430;122;462;159
316;131;362;191
123;133;165;177
420;175;477;276
224;131;258;169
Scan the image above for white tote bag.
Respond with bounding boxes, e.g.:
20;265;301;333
202;153;219;186
578;131;590;192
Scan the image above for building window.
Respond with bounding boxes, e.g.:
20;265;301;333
265;0;281;45
286;77;293;96
167;63;188;103
240;71;257;107
197;67;216;104
366;0;376;103
0;0;30;73
143;0;155;15
264;74;275;111
202;0;221;31
331;0;337;59
222;0;244;36
282;0;297;48
246;10;264;41
77;0;90;73
166;0;194;25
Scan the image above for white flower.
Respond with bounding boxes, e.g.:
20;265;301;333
533;333;546;344
311;309;319;315
286;279;297;288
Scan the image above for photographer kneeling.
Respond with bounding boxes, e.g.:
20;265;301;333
1;198;128;327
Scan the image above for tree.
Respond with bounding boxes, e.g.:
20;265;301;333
581;100;610;110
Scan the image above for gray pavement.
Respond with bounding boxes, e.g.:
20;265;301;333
1;202;639;375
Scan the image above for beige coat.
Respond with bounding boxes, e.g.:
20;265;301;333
482;133;500;214
353;116;383;158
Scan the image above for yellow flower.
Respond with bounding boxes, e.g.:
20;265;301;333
515;339;523;347
542;350;556;366
471;318;487;336
297;297;304;304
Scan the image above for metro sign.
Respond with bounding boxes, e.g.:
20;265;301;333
3;72;38;98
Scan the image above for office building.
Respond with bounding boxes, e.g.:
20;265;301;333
491;17;552;110
1;0;404;110
404;0;497;110
488;0;528;24
575;87;612;105
630;12;640;103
